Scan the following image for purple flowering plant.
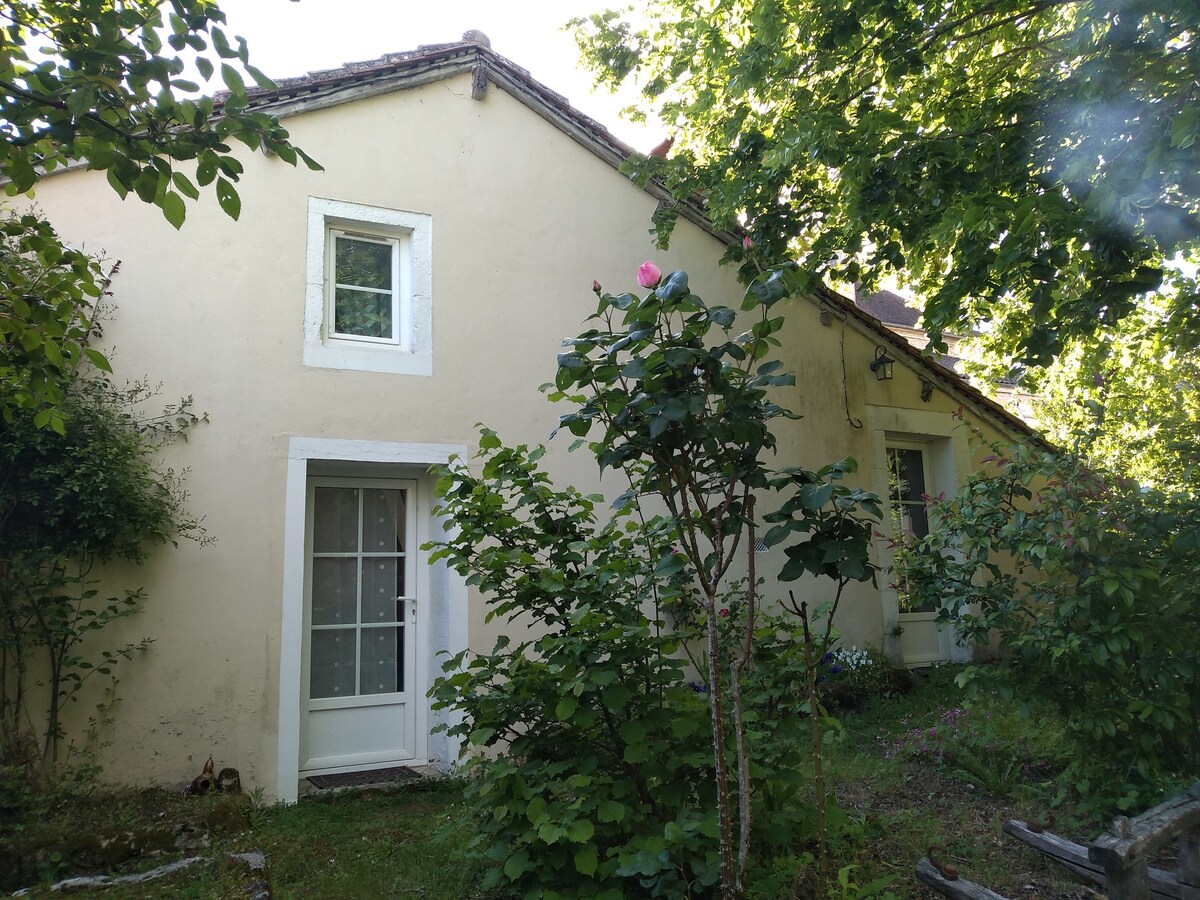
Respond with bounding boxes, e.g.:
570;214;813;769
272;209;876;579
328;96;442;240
886;704;1064;798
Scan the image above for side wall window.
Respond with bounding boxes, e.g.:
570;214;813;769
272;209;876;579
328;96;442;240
887;443;934;613
304;198;432;376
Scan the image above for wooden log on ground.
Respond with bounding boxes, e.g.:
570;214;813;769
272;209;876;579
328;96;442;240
1003;820;1180;899
915;857;1010;899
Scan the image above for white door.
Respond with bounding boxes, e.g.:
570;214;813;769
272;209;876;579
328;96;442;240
300;477;421;774
887;445;952;666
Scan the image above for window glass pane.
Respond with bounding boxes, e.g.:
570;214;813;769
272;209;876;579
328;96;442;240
363;489;405;553
361;558;399;623
904;503;931;540
360;627;403;695
888;447;934;611
890;448;927;502
311;558;357;626
310;629;356;698
312;487;358;552
335;236;392;290
334;287;392;338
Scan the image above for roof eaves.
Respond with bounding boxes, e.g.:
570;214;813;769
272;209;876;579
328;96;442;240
229;42;739;247
814;285;1048;448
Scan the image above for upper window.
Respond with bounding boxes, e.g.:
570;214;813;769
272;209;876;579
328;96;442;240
329;231;406;345
305;198;432;376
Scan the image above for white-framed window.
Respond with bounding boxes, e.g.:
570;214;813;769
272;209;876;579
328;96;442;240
327;230;407;347
304;197;432;376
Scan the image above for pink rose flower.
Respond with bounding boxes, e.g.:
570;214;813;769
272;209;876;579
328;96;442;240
637;261;662;288
742;236;753;250
718;607;730;618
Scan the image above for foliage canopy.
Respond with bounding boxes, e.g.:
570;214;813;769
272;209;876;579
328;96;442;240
574;0;1200;368
986;284;1200;493
1;0;317;424
1;0;318;222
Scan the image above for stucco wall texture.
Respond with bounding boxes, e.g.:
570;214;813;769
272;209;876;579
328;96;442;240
24;71;1014;797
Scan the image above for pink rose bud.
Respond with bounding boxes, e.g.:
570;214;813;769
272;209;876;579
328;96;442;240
592;279;601;294
742;236;753;250
718;607;730;618
637;261;662;288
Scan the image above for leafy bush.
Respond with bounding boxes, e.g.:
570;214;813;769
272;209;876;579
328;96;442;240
431;264;885;896
905;429;1200;813
430;442;726;896
0;372;205;761
430;440;880;896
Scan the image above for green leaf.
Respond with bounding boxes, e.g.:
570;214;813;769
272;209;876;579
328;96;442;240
133;168;161;203
503;850;531;880
555;697;578;720
574;845;598;876
161;191;186;229
566;819;595;843
798;482;834;510
221;62;246;95
708;306;736;327
172;171;200;200
655;269;690;300
83;348;113;373
215;177;241;220
597;800;626;823
623;742;651;763
525;796;548;825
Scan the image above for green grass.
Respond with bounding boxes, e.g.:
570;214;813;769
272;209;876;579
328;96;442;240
814;666;1083;897
3;668;1098;898
2;780;480;899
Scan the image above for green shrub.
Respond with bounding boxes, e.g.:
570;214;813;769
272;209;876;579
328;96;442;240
0;368;205;761
430;443;724;896
905;427;1200;813
429;444;841;897
431;263;884;896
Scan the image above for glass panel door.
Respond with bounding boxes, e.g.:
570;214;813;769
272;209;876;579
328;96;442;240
308;484;412;701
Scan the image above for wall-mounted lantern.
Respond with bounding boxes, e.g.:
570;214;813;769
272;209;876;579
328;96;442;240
869;346;895;381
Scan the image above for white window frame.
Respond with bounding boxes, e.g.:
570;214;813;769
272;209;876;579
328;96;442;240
304;197;432;376
327;230;407;348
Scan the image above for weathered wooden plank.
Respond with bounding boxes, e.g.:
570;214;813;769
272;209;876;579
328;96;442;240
1180;826;1200;900
1003;821;1106;887
1002;820;1180;899
1091;784;1200;871
915;857;1010;899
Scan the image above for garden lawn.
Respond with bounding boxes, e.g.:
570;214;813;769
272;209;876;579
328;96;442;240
815;666;1089;898
1;780;480;899
4;667;1100;898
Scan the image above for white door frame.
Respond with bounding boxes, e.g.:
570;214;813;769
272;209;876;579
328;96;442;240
865;406;973;665
886;440;952;666
300;475;420;774
276;437;469;802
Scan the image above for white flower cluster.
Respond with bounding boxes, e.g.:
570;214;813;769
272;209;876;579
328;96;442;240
832;645;872;672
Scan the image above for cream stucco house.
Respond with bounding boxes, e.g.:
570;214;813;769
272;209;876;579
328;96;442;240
25;36;1033;801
